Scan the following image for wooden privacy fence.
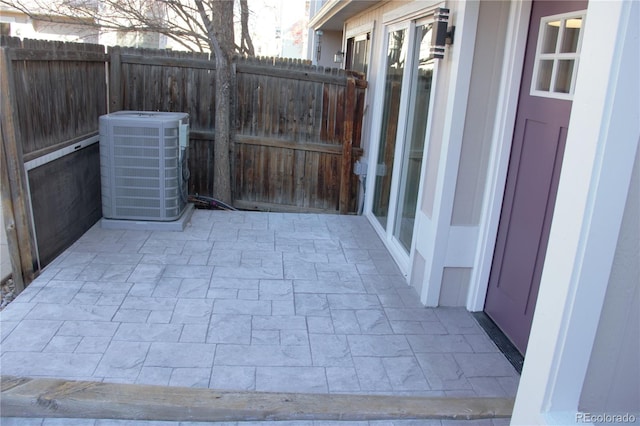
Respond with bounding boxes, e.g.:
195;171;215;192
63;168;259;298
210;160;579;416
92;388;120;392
109;49;367;213
0;37;107;289
108;46;219;198
233;57;365;213
1;37;367;287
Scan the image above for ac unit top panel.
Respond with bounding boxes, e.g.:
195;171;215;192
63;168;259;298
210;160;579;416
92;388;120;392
101;111;188;126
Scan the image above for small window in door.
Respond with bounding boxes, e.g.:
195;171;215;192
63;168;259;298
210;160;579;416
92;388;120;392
530;11;586;100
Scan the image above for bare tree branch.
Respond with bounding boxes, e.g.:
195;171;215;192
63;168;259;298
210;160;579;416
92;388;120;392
0;0;254;56
0;0;249;204
238;0;253;56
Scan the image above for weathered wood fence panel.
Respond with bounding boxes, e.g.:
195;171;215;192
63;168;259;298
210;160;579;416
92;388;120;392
109;47;218;198
0;36;107;285
2;38;367;285
110;49;366;213
234;56;366;213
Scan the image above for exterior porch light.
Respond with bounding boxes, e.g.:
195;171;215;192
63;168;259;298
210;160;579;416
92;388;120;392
430;7;455;59
315;29;323;62
334;51;344;63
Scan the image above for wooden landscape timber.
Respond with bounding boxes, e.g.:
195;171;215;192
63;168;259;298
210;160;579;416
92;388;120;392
1;376;514;422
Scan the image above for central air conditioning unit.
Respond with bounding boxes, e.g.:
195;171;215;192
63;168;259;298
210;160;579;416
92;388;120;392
99;111;189;222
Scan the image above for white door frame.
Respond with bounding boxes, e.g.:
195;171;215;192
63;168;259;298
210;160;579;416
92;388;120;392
467;0;532;311
512;0;639;423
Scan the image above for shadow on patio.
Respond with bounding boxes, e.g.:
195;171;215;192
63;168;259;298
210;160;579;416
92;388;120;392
0;210;519;425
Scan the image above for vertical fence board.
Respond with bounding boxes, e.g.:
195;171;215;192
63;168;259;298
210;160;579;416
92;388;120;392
0;147;25;293
339;77;356;214
1;44;37;285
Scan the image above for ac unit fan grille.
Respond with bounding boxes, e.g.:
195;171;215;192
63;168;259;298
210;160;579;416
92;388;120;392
100;112;189;222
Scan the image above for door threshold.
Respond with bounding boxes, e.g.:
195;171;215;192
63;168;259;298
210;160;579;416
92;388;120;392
472;312;524;374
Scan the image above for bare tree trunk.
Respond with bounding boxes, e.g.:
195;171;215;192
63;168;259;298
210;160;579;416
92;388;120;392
212;54;232;205
195;0;233;205
5;0;253;205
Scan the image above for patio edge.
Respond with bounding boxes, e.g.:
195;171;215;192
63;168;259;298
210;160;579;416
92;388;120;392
1;375;514;422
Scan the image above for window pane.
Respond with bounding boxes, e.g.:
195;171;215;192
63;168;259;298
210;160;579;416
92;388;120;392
345;37;354;70
536;60;554;91
541;21;560;53
554;59;574;93
372;29;407;229
394;24;434;252
560;18;582;53
352;37;369;75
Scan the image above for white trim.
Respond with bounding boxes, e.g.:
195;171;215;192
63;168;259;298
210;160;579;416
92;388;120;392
382;1;440;26
24;134;99;171
364;25;390;217
529;10;587;100
308;0;343;29
512;0;639;423
410;47;440;275
345;22;374;40
385;23;417;263
467;0;532;311
421;0;480;307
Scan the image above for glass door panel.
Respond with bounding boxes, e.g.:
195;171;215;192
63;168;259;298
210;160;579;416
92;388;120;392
372;28;408;229
393;24;434;252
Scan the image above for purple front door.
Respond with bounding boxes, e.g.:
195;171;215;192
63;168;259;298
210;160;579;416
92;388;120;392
484;0;587;354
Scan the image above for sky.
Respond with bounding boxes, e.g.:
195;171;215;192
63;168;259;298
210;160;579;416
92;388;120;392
245;0;309;58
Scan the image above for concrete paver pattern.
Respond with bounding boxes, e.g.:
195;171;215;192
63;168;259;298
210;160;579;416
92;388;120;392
0;211;519;424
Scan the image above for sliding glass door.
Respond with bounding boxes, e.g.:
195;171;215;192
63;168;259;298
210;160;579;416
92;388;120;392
369;18;436;273
372;27;408;229
394;24;434;252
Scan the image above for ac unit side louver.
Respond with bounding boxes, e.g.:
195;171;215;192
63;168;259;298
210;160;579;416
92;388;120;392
99;111;189;222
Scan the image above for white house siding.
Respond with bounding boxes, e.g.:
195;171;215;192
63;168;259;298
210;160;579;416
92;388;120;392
579;147;640;415
450;0;510;227
342;0;507;307
410;0;480;306
439;0;510;306
316;29;343;67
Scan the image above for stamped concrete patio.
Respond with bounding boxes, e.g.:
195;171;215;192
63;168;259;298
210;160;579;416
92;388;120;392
0;210;518;425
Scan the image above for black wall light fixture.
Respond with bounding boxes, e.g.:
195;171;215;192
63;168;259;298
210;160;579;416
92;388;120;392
430;7;455;59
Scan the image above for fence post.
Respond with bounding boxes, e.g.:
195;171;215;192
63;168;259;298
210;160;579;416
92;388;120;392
339;77;356;214
0;47;37;292
109;46;122;112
